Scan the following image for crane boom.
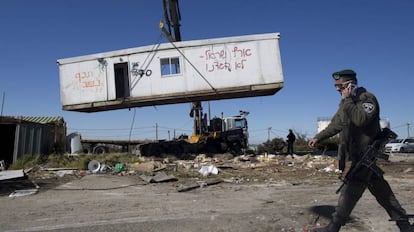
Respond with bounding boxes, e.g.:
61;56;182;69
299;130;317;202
162;0;181;42
162;0;204;140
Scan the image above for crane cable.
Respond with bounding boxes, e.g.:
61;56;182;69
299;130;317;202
130;33;163;90
159;21;218;95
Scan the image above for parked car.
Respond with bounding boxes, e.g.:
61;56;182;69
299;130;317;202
384;137;414;153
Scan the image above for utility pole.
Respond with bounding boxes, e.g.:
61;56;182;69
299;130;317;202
1;92;5;116
155;123;158;140
267;127;272;141
407;123;411;137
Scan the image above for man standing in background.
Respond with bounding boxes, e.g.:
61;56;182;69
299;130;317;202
287;129;296;155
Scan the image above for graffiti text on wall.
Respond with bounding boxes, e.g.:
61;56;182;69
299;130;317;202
75;71;103;89
131;62;152;77
202;46;252;73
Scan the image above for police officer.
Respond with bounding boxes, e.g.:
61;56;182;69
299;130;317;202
308;69;413;232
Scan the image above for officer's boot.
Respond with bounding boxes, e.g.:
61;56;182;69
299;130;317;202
311;187;360;231
396;219;414;232
308;217;342;232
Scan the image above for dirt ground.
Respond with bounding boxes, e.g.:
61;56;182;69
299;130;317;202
1;153;413;232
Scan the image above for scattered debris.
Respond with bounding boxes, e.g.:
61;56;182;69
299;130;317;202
0;160;5;171
55;170;77;177
140;172;178;183
129;161;165;173
40;167;79;171
0;169;25;181
87;160;102;173
320;164;341;173
403;167;412;174
113;163;125;173
9;188;38;197
198;165;219;176
177;179;223;192
2;152;413;201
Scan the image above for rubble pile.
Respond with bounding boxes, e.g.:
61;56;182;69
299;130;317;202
1;153;343;197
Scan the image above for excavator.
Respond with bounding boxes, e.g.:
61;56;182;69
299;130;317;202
136;0;249;156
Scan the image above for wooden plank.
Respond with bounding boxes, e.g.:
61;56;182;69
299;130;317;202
177;179;223;192
0;169;25;181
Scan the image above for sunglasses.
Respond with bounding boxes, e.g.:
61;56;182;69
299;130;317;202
334;80;352;89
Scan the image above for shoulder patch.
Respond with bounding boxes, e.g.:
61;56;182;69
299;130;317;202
362;103;375;113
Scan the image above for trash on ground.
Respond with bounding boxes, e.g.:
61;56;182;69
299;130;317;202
0;169;25;181
56;170;77;177
199;165;219;176
114;163;126;173
9;188;38;197
140;172;177;183
88;160;101;173
177;179;223;192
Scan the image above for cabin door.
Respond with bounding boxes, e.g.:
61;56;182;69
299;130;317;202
114;62;130;99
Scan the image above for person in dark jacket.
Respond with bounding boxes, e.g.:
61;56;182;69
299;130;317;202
286;129;296;155
307;69;413;232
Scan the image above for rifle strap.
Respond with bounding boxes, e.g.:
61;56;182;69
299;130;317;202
339;104;351;171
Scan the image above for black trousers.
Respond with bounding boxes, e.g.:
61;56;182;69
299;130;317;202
333;167;407;225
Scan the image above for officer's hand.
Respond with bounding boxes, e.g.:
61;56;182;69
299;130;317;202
308;138;318;148
341;83;355;99
341;86;351;99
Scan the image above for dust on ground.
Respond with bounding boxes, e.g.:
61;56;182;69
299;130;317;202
1;153;413;232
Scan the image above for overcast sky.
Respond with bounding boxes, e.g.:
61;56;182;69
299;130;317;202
1;0;413;144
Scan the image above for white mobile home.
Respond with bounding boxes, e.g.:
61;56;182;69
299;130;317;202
57;32;284;112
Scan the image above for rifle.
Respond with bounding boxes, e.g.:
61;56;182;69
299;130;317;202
336;128;397;194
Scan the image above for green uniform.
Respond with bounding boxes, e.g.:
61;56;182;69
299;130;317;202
311;86;411;232
315;87;380;161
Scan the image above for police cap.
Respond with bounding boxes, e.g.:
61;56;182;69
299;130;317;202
332;69;357;81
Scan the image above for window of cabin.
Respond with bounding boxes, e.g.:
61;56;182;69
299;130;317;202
160;57;181;76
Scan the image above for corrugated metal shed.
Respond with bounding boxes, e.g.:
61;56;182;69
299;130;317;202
20;116;65;124
0;116;66;167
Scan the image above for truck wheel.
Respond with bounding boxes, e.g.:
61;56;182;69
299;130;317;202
230;143;243;155
220;142;228;152
93;146;106;154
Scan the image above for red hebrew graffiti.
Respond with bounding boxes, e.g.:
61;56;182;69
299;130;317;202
74;71;103;89
232;46;252;58
75;71;93;81
202;46;253;73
